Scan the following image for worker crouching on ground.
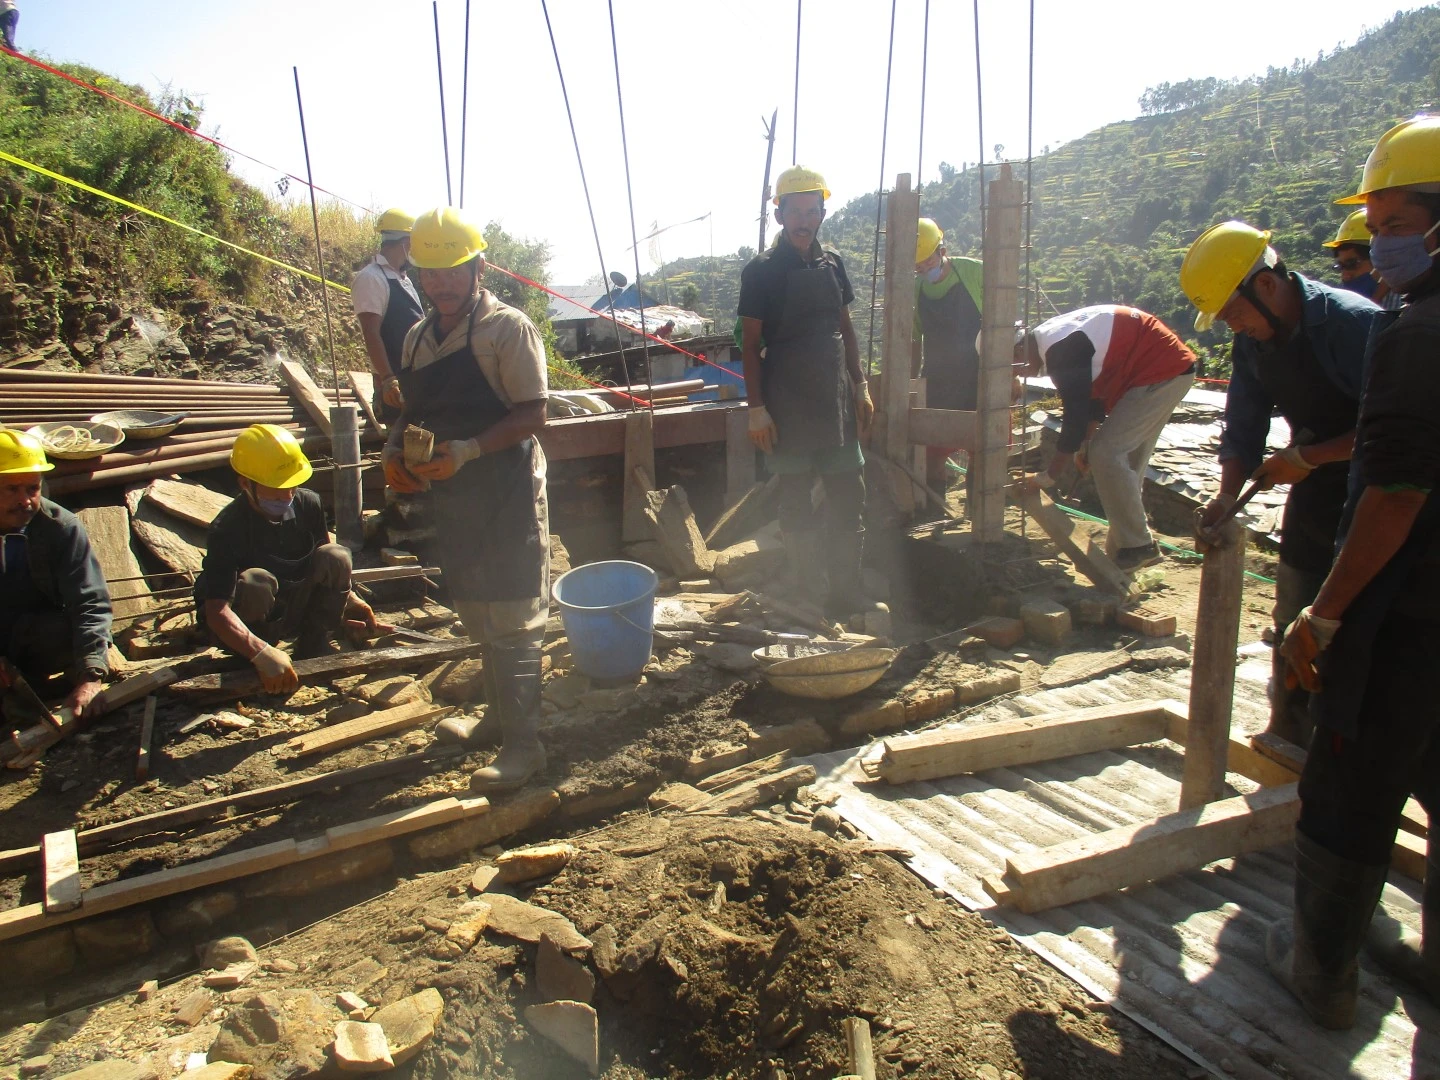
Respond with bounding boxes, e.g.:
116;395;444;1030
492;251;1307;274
352;208;425;427
1182;221;1378;746
1269;115;1440;1030
912;217;984;506
0;430;111;719
1016;305;1197;570
196;424;378;695
738;166;879;621
382;207;551;795
1323;208;1403;311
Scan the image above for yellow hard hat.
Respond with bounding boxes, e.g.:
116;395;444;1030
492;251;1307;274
1180;221;1273;331
230;424;313;489
408;207;488;269
0;428;53;475
1322;210;1371;250
375;208;415;233
773;165;830;205
916;218;944;264
1337;115;1440;204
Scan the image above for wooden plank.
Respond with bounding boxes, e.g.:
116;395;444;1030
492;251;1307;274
991;785;1301;914
622;410;656;543
880;173;921;513
1393;829;1428;881
144;479;231;528
135;696;156;781
643;485;715;577
1182;520;1246;810
873;702;1169;785
844;1017;877;1080
324;795;485;851
538;402;734;463
131;498;206;576
1159;702;1306;788
277;357;335;437
285;701;450;758
353;565;440;584
692;764;817;815
907;407;976;448
346;370;383;433
75;506;156;618
694;750;791;793
41;830;81;914
723;406;755;510
169;641;481;703
95;666;179;716
1018;489;1133;596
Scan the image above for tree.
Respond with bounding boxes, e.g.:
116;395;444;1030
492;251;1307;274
679;283;700;310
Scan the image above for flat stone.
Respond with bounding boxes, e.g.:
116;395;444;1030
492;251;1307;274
173;989;214;1028
208;990;331;1077
351;675;430;708
52;1064;157;1080
648;782;708;812
525;1000;599;1075
336;958;388;994
182;1067;253;1080
746;717;829;758
8;927;75;981
136;981;158;1003
336;992;369;1017
72;913;157;968
495;843;576;884
484;894;592;954
333;1021;394;1072
19;1055;53;1076
368;988;443;1067
199;936;258;968
697;642;759;673
262;958;298;974
445;904;492;951
469;864;500;893
536;933;595;1005
203;962;257;990
1020;598;1072;646
154;891;239;938
1129;646;1191;671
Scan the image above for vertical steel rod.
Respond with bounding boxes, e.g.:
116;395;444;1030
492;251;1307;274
433;1;453;205
292;67;341;399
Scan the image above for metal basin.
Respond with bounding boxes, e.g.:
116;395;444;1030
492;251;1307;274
757;647;898;700
90;409;187;440
25;421;125;460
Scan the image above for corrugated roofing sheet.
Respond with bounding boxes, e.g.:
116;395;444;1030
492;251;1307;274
804;666;1440;1080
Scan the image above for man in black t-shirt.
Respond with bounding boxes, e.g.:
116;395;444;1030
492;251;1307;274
196;425;377;695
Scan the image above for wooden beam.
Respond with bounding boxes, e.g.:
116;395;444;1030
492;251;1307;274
95;666;180;716
622;410;656;543
1182;520;1246;810
879;173;921;513
843;1017;877;1080
537;402;734;463
907;407;976;449
1393;829;1428;881
871;702;1169;785
345;370;383;434
692;764;817;816
41;830;81;914
1018;488;1133;595
644;485;715;577
987;784;1300;914
723;406;755;510
277;358;335;437
973;165;1024;540
1157;702;1297;788
135;696;156;780
285;701;451;758
324;796;484;851
352;565;441;584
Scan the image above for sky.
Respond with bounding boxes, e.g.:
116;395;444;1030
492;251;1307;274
15;1;1432;284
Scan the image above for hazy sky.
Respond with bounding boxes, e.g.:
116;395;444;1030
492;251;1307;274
15;1;1430;283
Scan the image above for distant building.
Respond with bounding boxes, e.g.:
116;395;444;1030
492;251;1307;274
547;282;660;356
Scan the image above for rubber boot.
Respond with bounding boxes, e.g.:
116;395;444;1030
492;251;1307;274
1266;831;1390;1029
293;585;349;660
782;529;828;609
825;529;882;622
435;647;502;746
1366;850;1440;998
469;646;546;794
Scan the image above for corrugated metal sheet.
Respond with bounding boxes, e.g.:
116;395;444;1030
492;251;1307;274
804;666;1440;1079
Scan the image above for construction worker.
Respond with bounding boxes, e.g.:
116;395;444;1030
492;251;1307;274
912;217;984;501
1268;115;1440;1029
0;430;111;718
1015;305;1197;570
196;425;378;695
0;1;18;53
1183;221;1379;746
352;209;424;426
737;166;877;620
1323;209;1403;310
382;208;551;794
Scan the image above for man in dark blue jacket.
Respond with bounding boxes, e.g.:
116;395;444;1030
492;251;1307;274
0;430;112;719
1182;221;1380;747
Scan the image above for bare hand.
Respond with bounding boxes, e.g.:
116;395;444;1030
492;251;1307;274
748;406;778;454
1074;446;1091;477
854;389;875;437
64;679;103;720
382;379;404;409
384;452;426;494
345;595;382;638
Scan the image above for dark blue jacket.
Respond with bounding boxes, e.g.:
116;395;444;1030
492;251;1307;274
1218;273;1381;473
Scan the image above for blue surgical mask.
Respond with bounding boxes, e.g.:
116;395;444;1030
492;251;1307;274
257;496;295;520
1341;272;1378;299
1370;221;1440;291
924;262;947;284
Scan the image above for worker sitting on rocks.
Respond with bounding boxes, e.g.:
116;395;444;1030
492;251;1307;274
382;208;551;794
0;429;111;719
1182;221;1379;746
196;424;378;695
352;208;425;427
1016;305;1197;570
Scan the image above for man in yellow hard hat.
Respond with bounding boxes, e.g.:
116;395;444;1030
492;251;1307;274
1266;115;1440;1029
0;429;111;719
737;166;878;620
196;424;378;695
382;208;551;793
1323;210;1402;310
1183;220;1379;746
352;209;424;426
911;218;984;503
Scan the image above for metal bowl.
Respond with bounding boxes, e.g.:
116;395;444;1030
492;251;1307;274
750;640;856;669
25;421;126;460
90;409;187;440
758;647;898;700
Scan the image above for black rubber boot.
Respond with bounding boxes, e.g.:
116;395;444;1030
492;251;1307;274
782;529;828;609
435;646;502;746
1366;849;1440;998
293;585;349;660
825;530;881;621
1266;831;1390;1029
469;646;546;794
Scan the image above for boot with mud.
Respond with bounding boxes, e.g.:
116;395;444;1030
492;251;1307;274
781;529;828;610
435;646;502;746
469;645;546;794
292;585;349;660
1366;849;1440;998
1266;831;1389;1028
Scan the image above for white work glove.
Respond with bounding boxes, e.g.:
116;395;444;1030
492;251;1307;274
748;405;777;454
1023;471;1056;492
251;643;299;695
443;438;482;467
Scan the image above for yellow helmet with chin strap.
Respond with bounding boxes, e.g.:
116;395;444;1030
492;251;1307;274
1323;210;1371;250
409;207;488;269
773;165;830;204
916;218;944;264
1180;221;1273;331
1337;115;1440;204
0;429;53;474
231;424;313;489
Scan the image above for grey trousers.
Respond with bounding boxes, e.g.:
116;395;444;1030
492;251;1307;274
452;485;550;653
1089;370;1196;553
231;543;352;637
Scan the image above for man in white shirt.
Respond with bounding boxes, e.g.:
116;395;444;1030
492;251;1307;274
1;1;19;52
351;209;424;426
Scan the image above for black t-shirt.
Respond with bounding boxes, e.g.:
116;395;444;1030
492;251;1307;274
1045;331;1106;453
197;487;328;603
737;237;855;345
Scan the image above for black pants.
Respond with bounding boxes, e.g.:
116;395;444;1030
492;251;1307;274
227;543;352;643
776;467;865;537
1;10;17;52
2;608;74;682
1298;611;1440;866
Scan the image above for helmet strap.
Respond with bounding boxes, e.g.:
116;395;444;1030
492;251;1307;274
1237;273;1291;340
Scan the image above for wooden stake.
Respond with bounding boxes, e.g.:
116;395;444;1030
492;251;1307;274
278;358;336;437
135;696;156;781
622;410;656;543
41;830;81;914
723;406;755;510
1181;520;1246;809
330;404;363;552
879;174;921;513
843;1017;877;1080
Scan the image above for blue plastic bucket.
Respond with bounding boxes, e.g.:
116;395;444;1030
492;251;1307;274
551;560;659;680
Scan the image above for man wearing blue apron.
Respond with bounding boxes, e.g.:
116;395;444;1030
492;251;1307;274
382;207;550;795
737;166;877;620
1268;116;1440;1028
352;209;424;427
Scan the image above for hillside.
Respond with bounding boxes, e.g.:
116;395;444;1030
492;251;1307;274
661;5;1440;372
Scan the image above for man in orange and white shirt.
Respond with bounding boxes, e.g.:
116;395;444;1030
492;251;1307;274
1017;305;1196;569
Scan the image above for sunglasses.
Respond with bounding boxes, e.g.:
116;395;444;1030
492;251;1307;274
1333;258;1365;272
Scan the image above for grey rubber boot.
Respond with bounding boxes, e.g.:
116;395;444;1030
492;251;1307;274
1366;849;1440;998
293;585;349;659
469;646;546;794
782;529;828;609
1266;831;1390;1029
435;647;502;746
825;529;882;621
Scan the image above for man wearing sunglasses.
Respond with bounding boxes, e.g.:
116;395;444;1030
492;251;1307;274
1324;210;1403;311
